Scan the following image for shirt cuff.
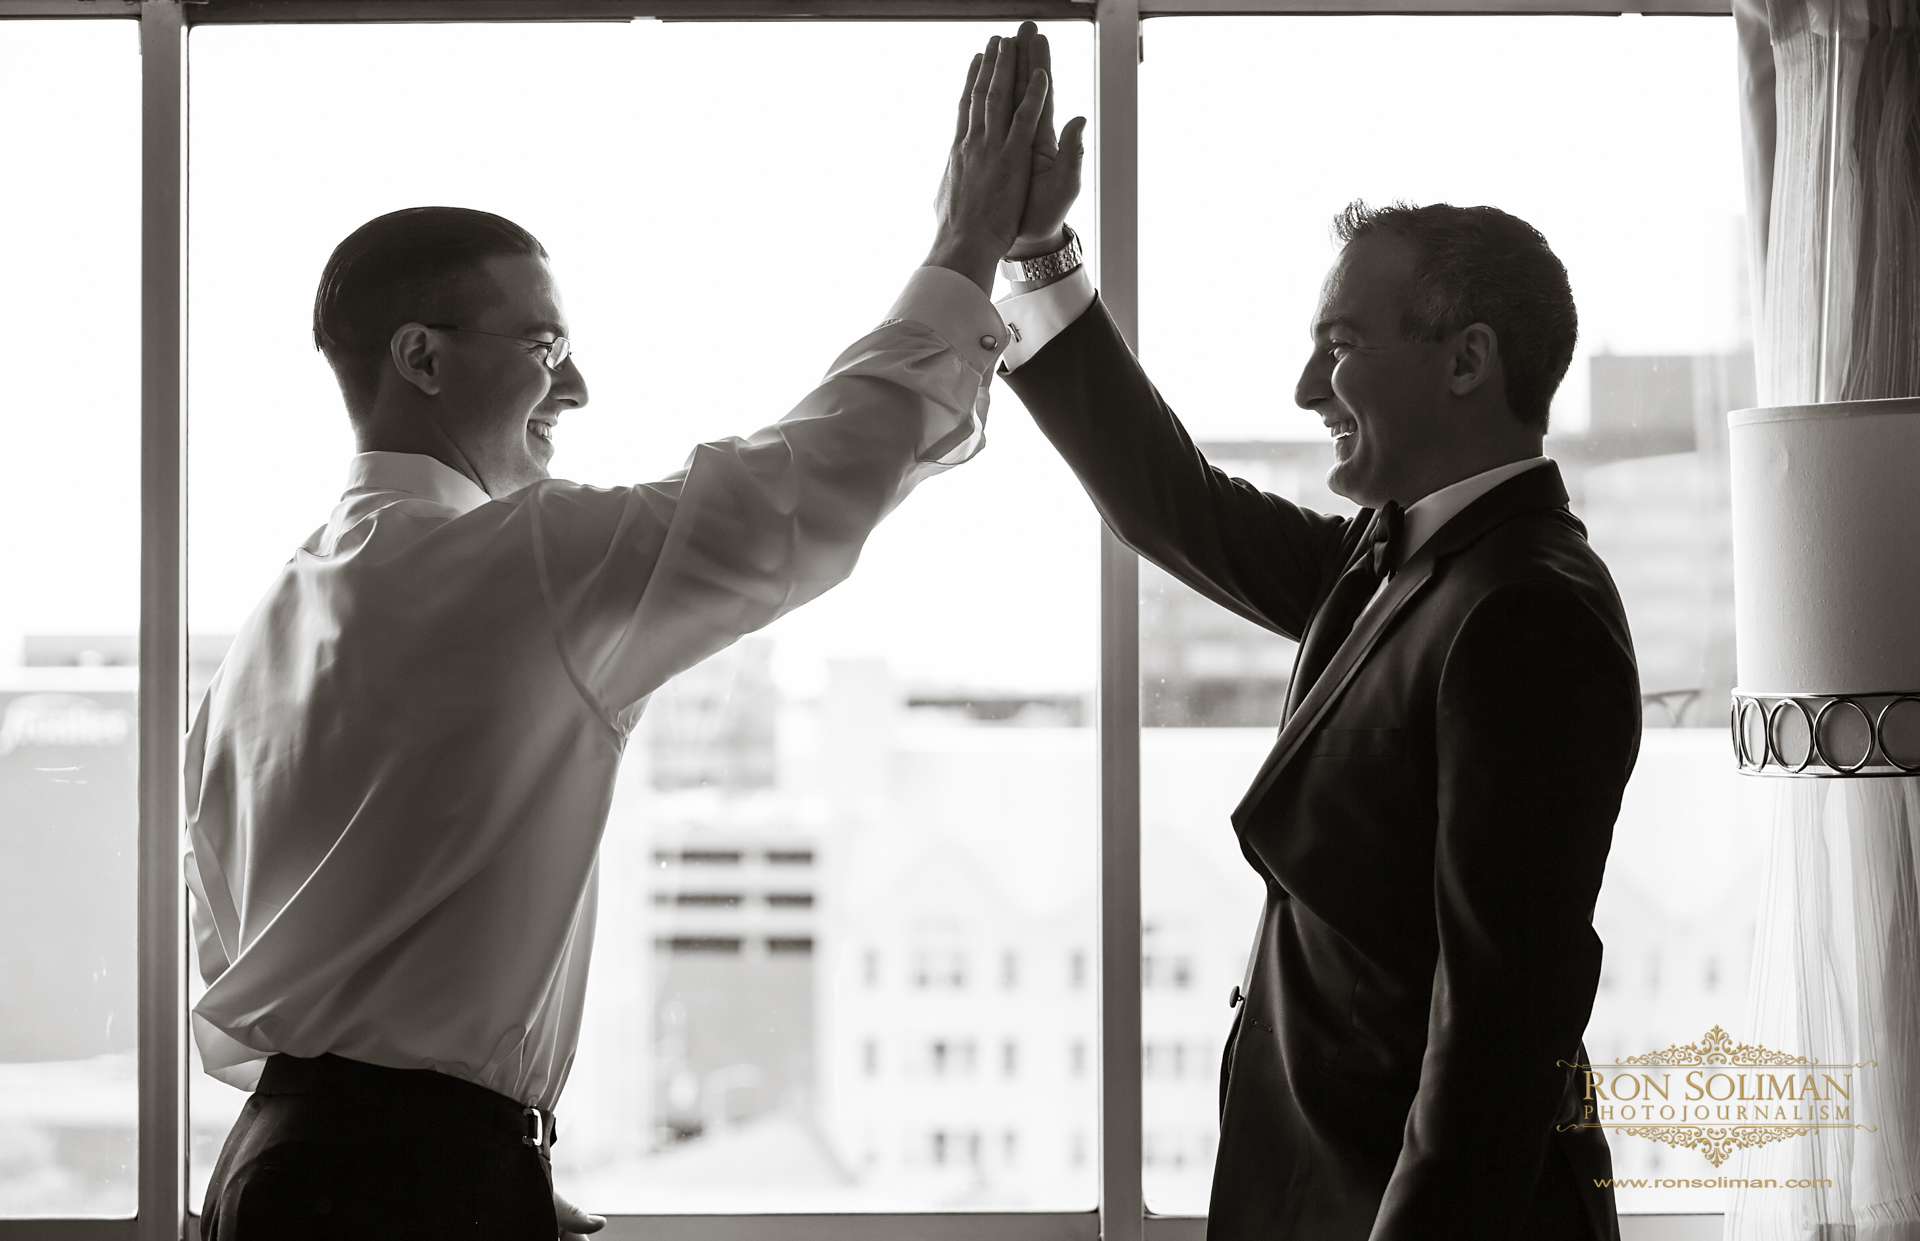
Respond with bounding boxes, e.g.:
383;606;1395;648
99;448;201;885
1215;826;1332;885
883;266;1011;378
996;265;1097;373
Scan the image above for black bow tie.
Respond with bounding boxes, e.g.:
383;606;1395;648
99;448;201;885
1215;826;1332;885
1367;500;1404;580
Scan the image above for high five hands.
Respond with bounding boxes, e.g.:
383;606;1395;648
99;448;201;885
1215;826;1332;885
927;24;1088;295
1008;22;1088;264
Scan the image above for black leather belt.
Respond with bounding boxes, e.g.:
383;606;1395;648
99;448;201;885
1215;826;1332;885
256;1053;558;1160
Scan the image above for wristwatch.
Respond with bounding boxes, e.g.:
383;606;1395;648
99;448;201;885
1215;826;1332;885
1000;225;1083;286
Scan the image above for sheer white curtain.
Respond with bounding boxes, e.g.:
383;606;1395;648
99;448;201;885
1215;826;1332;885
1731;0;1920;1235
1735;781;1920;1237
1739;0;1920;407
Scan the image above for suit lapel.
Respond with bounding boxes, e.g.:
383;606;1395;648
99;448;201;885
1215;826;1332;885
1230;463;1575;828
1232;557;1436;823
1282;522;1384;718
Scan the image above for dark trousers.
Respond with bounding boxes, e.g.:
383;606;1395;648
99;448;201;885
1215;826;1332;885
201;1054;558;1241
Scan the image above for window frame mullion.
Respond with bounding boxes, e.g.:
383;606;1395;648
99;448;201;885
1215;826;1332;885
1093;1;1145;1238
137;3;187;1240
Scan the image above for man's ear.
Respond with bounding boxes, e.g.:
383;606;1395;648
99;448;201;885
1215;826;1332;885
1448;322;1499;397
389;323;445;396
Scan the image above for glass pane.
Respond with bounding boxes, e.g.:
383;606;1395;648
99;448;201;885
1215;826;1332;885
1139;15;1752;1217
188;20;1098;1214
0;18;142;1220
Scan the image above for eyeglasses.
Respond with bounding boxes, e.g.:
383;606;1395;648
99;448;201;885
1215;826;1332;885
426;323;572;372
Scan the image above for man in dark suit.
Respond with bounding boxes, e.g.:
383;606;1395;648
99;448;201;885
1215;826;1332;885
991;25;1640;1240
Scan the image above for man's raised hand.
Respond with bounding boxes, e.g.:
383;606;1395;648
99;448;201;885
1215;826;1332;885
1009;22;1087;261
926;34;1051;294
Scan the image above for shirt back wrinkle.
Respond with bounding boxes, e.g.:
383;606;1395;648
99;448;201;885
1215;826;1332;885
524;480;624;743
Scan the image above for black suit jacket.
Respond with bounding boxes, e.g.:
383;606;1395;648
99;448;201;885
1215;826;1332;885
1005;299;1641;1241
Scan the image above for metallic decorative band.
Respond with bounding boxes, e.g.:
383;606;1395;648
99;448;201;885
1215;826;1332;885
1000;225;1084;286
1730;691;1920;778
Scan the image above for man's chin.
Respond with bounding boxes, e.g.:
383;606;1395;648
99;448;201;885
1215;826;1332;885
1326;458;1367;506
479;452;552;498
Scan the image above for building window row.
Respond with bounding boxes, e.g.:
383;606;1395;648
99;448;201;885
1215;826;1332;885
1143;1039;1213;1080
653;935;815;956
650;847;814;866
1144;1128;1219;1171
927;1128;1022;1168
651;890;814;908
857;1037;1097;1080
1141;951;1196;989
859;946;1093;990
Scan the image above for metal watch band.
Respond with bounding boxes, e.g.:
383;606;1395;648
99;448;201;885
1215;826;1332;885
1000;226;1083;285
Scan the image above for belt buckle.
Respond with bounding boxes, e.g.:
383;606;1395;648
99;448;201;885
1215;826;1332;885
522;1106;546;1151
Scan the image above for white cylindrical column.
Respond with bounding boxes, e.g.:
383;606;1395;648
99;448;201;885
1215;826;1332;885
1726;396;1920;1241
1728;396;1920;773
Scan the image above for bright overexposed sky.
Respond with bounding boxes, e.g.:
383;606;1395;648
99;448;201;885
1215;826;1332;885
1138;14;1748;442
1;21;141;649
3;14;1744;695
183;20;1102;697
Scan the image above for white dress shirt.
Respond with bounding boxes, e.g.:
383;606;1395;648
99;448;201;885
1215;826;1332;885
1361;456;1550;610
185;267;1006;1109
997;265;1096;373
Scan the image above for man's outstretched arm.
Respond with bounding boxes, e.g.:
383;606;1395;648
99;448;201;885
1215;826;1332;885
524;33;1051;719
987;24;1351;639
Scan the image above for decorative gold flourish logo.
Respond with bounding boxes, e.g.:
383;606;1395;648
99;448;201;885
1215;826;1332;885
1558;1026;1877;1167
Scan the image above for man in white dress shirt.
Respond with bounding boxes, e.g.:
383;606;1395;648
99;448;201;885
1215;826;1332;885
990;24;1636;1241
187;34;1062;1240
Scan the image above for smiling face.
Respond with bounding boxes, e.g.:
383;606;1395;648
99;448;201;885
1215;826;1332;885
1294;233;1460;508
415;252;588;497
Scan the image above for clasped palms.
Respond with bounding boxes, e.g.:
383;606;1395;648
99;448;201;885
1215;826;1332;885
1009;20;1088;258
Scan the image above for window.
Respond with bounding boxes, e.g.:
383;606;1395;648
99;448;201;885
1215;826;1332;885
1138;13;1753;1218
0;18;142;1220
0;5;1747;1237
182;17;1098;1218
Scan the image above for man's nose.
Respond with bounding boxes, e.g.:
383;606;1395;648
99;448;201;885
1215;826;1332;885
1295;351;1332;411
552;356;589;410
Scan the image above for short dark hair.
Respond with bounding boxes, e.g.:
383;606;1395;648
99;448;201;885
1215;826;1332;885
1332;200;1576;430
312;206;548;417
